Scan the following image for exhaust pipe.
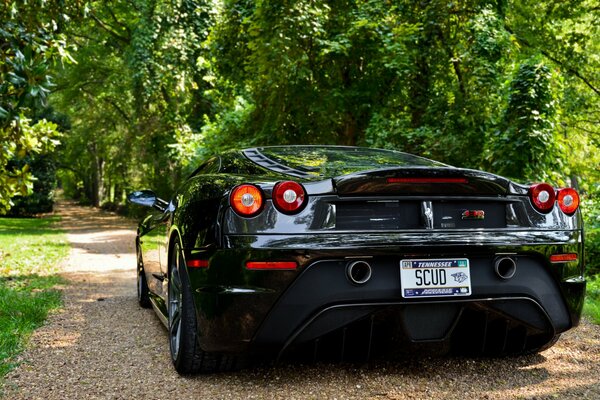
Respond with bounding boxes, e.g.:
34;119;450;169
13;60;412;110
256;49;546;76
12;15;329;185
346;260;372;285
494;256;517;280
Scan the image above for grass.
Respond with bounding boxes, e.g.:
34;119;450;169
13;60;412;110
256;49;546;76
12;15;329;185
0;215;69;381
584;275;600;324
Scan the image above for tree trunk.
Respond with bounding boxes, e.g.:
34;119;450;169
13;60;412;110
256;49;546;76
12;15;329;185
342;113;357;146
89;142;105;207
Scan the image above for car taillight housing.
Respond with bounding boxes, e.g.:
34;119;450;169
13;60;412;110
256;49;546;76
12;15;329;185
272;181;307;214
186;259;209;268
246;261;298;270
529;184;580;216
230;184;264;217
557;188;579;215
549;253;578;263
529;183;556;213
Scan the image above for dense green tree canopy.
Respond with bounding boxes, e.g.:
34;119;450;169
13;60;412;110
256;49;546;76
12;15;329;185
0;1;76;212
1;0;598;211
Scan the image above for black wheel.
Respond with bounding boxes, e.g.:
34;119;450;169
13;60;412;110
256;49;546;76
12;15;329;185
137;247;151;308
168;242;239;374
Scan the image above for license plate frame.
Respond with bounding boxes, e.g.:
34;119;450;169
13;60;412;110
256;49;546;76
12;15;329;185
400;258;472;298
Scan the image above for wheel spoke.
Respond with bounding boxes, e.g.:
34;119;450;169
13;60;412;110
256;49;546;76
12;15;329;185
170;312;181;330
168;244;185;359
170;306;181;330
173;318;182;353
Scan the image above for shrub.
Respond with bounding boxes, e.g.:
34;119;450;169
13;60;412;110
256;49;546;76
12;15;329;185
586;229;600;276
7;155;57;216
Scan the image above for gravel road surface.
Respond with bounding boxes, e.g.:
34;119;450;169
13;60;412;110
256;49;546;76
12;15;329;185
2;201;599;399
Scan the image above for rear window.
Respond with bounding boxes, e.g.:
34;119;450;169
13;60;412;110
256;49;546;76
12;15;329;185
243;146;447;178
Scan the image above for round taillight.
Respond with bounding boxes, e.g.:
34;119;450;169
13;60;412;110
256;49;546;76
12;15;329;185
272;181;307;214
529;183;556;213
230;184;264;217
557;188;579;215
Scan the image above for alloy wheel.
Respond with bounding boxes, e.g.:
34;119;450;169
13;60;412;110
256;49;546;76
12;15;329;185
168;246;183;361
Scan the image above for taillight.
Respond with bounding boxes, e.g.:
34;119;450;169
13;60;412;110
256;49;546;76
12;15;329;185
529;183;555;213
246;261;297;270
187;259;209;268
272;181;307;214
557;188;579;215
230;184;264;217
549;253;578;263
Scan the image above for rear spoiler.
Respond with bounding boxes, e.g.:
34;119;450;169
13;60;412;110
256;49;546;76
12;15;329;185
333;167;510;196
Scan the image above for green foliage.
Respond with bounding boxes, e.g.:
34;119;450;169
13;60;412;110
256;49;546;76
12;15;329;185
209;1;523;170
586;229;600;276
583;194;600;231
583;189;600;276
209;0;422;147
484;58;560;182
0;2;73;214
584;275;600;324
50;1;218;203
0;118;60;214
13;0;596;217
582;186;600;276
0;215;68;380
129;0;217;192
7;155;57;216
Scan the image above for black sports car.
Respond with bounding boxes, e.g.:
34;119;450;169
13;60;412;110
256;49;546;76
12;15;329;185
128;146;586;374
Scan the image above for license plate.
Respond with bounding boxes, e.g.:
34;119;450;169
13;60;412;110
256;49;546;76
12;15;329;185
400;258;472;298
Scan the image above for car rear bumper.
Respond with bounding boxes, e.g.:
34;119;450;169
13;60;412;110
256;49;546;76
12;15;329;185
187;229;585;355
251;257;584;358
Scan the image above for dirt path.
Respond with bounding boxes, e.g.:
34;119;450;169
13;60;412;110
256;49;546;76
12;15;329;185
3;201;600;399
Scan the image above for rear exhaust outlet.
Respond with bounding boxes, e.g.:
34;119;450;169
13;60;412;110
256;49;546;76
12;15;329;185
346;260;372;285
494;256;517;280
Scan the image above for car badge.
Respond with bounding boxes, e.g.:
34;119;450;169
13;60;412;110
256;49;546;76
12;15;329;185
462;210;485;220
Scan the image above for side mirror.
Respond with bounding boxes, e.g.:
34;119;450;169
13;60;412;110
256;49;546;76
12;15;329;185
127;190;169;212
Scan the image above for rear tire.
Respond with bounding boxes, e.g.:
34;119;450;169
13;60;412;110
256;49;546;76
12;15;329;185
137;248;151;309
168;242;239;374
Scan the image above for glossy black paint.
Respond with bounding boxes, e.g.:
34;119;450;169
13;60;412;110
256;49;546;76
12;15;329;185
334;167;511;196
131;146;586;364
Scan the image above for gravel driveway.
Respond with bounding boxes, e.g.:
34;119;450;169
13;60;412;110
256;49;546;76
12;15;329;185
2;201;599;399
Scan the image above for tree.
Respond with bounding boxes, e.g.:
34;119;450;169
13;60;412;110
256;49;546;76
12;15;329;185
53;0;216;205
484;58;560;181
41;0;600;209
0;2;75;213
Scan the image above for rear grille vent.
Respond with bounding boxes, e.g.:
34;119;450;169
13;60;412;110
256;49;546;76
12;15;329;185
333;200;507;231
335;201;421;230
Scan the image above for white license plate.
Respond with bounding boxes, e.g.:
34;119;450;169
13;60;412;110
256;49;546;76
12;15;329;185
400;258;472;298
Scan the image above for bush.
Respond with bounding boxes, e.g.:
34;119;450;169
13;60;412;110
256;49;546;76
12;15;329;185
582;192;600;276
7;155;57;216
586;229;600;276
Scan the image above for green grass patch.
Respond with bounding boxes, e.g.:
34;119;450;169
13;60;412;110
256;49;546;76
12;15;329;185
584;275;600;324
0;215;69;382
